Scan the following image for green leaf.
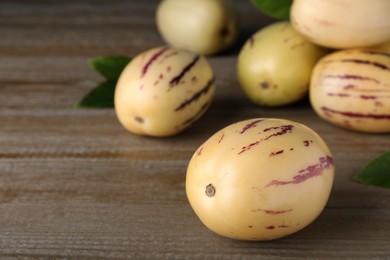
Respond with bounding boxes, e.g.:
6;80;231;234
75;80;116;108
251;0;292;20
89;55;131;81
76;55;131;109
354;151;390;189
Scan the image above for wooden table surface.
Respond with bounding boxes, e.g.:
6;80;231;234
1;0;389;259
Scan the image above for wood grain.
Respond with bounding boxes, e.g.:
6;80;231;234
0;0;389;259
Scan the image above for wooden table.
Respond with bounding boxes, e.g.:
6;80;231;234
1;0;389;258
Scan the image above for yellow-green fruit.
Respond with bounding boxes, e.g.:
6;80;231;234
186;118;334;240
156;0;238;55
115;46;215;137
237;22;328;107
310;49;390;133
291;0;390;49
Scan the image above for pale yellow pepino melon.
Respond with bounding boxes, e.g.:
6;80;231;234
310;49;390;133
237;22;328;107
115;46;215;137
291;0;390;49
156;0;238;55
186;118;335;240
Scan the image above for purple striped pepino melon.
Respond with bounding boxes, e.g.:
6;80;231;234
115;46;215;137
186;118;334;240
310;49;390;133
291;0;390;49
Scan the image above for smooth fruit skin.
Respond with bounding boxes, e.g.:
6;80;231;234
156;0;238;55
310;49;390;133
291;0;390;49
114;46;215;137
371;40;390;54
186;118;334;240
237;21;328;107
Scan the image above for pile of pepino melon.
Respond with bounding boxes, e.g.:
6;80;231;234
112;0;389;241
238;0;390;133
